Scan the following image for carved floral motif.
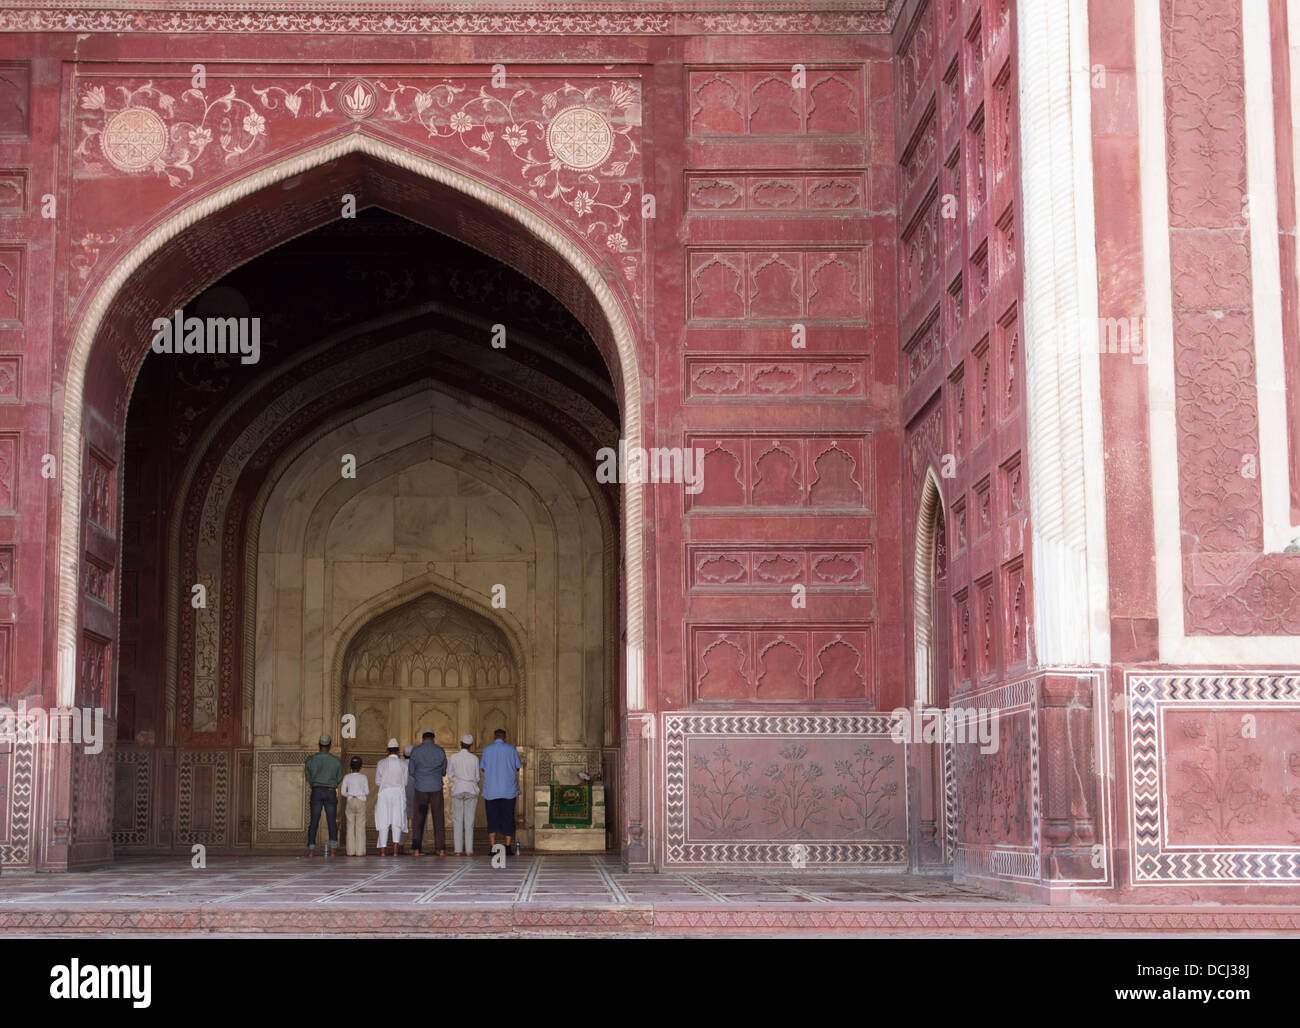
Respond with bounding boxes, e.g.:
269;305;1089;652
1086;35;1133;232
1159;0;1298;634
760;743;827;835
832;743;899;835
955;711;1031;846
77;78;641;260
1171;715;1265;844
79;82;272;183
675;716;906;861
343;593;516;690
690;744;759;835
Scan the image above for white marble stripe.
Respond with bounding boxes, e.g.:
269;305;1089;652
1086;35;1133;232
1016;0;1110;665
1069;0;1112;664
589;853;631;903
314;866;404;903
678;874;729;903
513;855;542;902
413;862;476;904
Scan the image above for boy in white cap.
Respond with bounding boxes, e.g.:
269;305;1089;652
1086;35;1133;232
447;734;481;856
339;755;370;856
374;738;407;856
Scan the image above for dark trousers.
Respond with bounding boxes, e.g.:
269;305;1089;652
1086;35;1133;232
412;789;445;853
485;797;517;837
308;785;338;848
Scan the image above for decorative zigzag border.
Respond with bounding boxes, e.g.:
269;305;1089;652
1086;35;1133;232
959;845;1038;879
1127;673;1300;884
942;739;956;863
113;746;152;848
177;749;231;846
0;717;35;867
1029;689;1041;861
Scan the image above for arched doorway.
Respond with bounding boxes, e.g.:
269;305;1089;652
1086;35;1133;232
910;467;953;869
338;593;522;852
913;468;950;711
60;136;641;861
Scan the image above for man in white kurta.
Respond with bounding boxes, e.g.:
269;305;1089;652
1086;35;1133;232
374;738;407;856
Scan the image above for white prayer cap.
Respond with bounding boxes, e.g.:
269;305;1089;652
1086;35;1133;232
462;734;474;745
387;737;399;748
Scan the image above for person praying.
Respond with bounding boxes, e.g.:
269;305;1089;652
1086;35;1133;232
447;734;481;856
340;755;370;857
400;743;415;849
374;739;407;857
479;728;522;856
408;730;448;856
304;733;343;858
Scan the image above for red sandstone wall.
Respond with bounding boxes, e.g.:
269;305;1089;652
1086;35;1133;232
4;0;1292;891
0;45;49;710
892;0;1052;888
0;37;61;867
0;17;905;869
663;34;902;867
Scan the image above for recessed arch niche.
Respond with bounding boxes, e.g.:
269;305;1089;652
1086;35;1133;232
339;591;521;755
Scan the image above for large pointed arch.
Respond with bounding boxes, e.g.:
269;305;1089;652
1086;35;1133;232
57;131;646;711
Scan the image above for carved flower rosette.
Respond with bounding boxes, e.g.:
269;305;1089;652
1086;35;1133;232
373;78;641;257
77;82;273;186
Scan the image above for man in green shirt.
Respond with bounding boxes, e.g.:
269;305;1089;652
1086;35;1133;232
304;733;344;857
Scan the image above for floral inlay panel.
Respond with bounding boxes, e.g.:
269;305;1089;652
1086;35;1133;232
665;713;906;866
71;73;645;308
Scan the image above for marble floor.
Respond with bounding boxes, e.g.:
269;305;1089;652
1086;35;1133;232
0;853;999;907
1;855;1295;935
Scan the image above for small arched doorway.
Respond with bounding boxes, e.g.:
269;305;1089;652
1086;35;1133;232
910;468;953;869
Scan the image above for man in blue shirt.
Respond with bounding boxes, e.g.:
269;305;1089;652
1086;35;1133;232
407;730;447;856
479;728;522;854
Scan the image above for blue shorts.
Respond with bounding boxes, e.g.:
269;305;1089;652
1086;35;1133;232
485;797;516;835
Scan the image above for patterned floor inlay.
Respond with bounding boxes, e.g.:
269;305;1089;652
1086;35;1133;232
3;855;1297;934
